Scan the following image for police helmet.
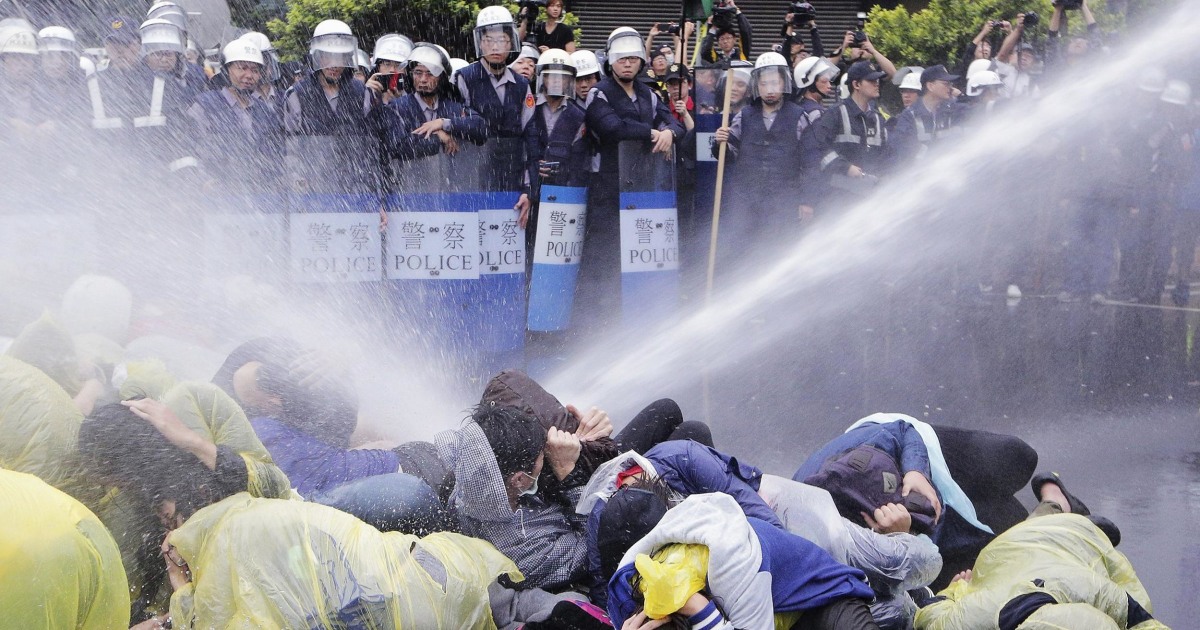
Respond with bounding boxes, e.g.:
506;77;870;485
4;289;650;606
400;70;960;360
605;26;646;74
571;49;601;79
536;48;576;98
474;5;520;63
139;18;185;58
750;52;791;100
966;70;1002;97
309;19;357;72
794;56;838;91
37;26;77;55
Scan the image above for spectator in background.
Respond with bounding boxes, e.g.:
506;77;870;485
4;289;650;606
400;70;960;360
1044;0;1101;75
645;21;695;66
995;13;1040;97
834;30;898;82
700;0;753;67
959;19;1009;75
518;0;577;53
778;3;824;69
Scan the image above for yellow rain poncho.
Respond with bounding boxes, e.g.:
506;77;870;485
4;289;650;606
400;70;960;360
5;311;84;395
915;513;1169;630
167;493;523;629
0;468;129;629
0;355;85;491
160;381;291;499
635;543;710;619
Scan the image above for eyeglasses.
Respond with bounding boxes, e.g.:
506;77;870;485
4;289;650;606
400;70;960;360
482;36;511;46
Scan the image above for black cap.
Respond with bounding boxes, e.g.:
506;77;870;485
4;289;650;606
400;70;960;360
920;64;960;85
649;49;666;61
846;60;885;83
105;16;140;43
663;62;690;82
596;488;668;578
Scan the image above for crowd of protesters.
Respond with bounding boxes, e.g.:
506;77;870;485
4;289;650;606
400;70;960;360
0;0;1190;628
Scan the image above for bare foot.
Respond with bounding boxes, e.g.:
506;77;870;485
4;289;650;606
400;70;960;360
1040;482;1072;513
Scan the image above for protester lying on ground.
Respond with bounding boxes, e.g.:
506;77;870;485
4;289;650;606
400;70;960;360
0;468;130;630
582;446;941;627
608;492;880;630
795;413;1038;588
143;492;572;629
77;388;290;625
913;473;1165;630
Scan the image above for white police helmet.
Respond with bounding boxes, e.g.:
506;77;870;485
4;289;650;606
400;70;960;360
37;26;77;55
536;48;576;98
966;70;1002;97
309;19;356;71
372;33;414;65
751;51;792;100
571;49;601;78
606;26;645;72
474;5;520;62
793;55;838;90
139;18;185;57
0;20;38;55
223;39;263;67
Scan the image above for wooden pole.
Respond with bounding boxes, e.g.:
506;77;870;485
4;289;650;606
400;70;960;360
705;67;735;299
701;67;735;425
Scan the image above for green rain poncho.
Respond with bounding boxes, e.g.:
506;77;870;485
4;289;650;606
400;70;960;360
0;468;130;629
915;513;1169;630
168;493;523;629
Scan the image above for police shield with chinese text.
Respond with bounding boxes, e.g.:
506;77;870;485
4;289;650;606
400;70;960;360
527;49;591;334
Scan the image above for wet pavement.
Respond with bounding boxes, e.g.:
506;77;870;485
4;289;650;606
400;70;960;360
697;292;1200;627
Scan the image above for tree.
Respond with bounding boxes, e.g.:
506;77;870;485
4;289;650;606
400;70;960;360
864;0;1126;68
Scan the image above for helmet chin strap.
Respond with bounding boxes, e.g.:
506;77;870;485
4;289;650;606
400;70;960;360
486;58;507;74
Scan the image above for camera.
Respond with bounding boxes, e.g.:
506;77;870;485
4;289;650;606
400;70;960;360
1023;11;1040;27
1052;0;1083;9
788;1;817;28
657;22;681;35
712;0;737;32
989;20;1003;27
850;11;868;48
518;0;547;21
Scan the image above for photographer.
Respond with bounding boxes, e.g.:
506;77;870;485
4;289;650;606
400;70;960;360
959;19;1010;74
778;2;825;68
833;29;897;82
996;13;1041;97
1045;0;1101;73
700;0;753;67
644;21;694;65
517;0;576;53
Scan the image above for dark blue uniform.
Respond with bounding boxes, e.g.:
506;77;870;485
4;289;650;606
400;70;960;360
455;61;536;191
382;92;488;161
799;97;889;210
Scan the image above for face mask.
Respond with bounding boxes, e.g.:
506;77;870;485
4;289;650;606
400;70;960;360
664;54;675;65
519;471;539;496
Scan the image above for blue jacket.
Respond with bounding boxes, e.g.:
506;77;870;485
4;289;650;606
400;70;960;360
383;93;487;161
794;421;931;484
586;440;782;608
607;516;874;625
249;417;400;497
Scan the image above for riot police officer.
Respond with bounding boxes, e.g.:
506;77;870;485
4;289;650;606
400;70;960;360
799;60;890;214
890;64;962;162
712;52;806;258
455;5;535;214
383;42;487;162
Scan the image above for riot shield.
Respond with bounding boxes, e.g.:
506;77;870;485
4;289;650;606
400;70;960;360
287;135;384;284
618;140;680;325
527;179;587;332
385;140;526;379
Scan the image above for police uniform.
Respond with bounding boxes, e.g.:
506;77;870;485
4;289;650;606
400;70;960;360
454;60;537;191
187;87;286;192
799;92;889;210
284;71;378;191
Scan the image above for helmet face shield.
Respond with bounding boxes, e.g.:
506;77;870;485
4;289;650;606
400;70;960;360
751;65;791;100
140;22;184;56
474;23;518;60
607;32;645;65
538;67;575;98
310;32;357;70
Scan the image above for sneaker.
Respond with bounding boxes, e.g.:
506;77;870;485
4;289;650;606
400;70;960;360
1031;471;1091;516
1006;284;1022;299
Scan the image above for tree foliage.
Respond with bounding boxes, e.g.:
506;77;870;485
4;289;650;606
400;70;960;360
864;0;1124;68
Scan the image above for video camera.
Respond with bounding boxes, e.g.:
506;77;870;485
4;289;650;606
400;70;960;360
1052;0;1083;9
518;0;547;23
789;1;817;28
850;12;868;48
712;0;737;33
1023;11;1041;28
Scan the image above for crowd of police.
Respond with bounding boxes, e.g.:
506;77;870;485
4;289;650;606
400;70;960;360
0;0;1198;348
